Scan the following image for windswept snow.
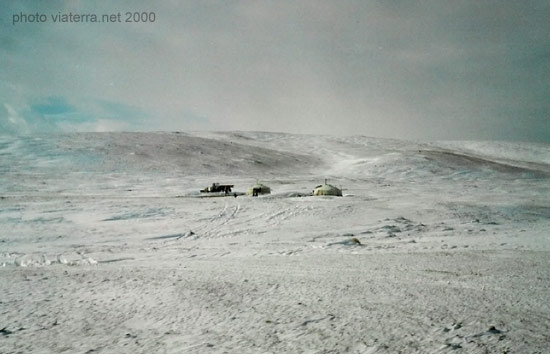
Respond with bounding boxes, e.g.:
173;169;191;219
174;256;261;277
1;132;549;353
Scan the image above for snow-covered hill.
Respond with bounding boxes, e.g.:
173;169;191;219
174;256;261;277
1;132;549;353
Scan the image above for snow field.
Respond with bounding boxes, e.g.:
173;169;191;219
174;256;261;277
1;131;549;353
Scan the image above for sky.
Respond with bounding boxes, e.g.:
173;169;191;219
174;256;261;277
1;0;549;141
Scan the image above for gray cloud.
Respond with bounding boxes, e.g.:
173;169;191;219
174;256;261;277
1;0;549;141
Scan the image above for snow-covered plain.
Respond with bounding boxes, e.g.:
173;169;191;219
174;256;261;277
1;131;549;353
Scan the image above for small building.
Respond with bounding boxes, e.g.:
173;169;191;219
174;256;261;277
247;182;271;196
200;183;234;194
312;180;342;196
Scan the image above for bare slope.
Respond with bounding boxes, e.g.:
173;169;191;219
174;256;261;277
1;132;321;176
0;132;322;197
195;131;550;181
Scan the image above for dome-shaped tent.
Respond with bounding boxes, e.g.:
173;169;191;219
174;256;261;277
312;180;342;196
247;183;271;196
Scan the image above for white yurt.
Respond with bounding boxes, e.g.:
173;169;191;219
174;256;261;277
247;182;271;196
312;180;342;196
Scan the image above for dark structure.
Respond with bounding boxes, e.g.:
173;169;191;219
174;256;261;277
200;183;234;194
247;183;271;197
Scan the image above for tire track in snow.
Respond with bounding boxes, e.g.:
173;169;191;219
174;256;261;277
199;201;241;238
216;202;313;238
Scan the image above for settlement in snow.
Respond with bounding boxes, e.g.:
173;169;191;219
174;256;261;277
198;180;343;197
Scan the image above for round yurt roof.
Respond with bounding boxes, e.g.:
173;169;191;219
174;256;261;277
313;183;342;196
247;183;271;195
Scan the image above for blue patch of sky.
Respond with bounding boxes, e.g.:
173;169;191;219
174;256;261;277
29;96;95;125
31;96;75;116
28;97;150;127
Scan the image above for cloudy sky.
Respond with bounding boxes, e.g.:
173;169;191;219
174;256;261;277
1;0;549;141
